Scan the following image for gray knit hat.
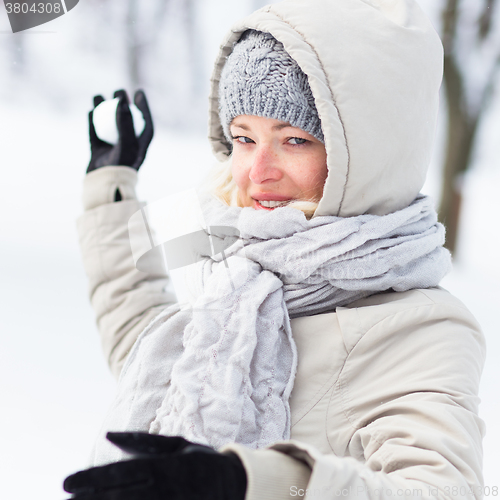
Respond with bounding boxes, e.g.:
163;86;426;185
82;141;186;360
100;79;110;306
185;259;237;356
219;30;324;144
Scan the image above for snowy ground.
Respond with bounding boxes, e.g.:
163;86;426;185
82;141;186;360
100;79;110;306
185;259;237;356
0;102;214;499
1;1;499;499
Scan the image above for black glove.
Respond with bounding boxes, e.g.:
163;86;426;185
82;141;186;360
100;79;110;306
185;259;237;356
87;89;154;173
63;432;247;500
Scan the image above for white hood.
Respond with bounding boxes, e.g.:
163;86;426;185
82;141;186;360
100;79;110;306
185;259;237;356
208;0;443;217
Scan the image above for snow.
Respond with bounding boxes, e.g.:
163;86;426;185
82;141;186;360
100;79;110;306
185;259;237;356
92;97;146;144
0;102;212;499
0;0;498;498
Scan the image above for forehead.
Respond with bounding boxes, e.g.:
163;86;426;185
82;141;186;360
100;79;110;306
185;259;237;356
231;115;305;133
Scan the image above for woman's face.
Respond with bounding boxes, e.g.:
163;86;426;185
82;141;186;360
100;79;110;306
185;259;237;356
230;115;328;211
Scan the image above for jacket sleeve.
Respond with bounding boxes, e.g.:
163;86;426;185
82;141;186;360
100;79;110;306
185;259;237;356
76;166;177;379
222;296;486;500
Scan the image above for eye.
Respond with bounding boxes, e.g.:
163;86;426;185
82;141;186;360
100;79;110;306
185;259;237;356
288;137;307;145
232;136;255;144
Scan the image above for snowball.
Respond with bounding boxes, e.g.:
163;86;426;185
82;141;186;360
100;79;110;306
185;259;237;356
92;97;146;145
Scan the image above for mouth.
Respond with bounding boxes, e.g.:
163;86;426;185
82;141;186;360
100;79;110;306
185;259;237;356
253;198;292;210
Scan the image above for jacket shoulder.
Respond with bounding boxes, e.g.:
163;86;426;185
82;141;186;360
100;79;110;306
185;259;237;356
344;286;472;311
336;287;483;354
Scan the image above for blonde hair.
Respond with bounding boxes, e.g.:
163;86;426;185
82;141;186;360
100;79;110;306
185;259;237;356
205;158;319;219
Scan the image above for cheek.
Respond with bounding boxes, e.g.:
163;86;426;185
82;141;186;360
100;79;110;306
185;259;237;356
316;162;329;187
299;157;328;197
231;154;249;191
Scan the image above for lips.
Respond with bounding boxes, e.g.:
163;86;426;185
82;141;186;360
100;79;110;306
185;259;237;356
252;193;291;201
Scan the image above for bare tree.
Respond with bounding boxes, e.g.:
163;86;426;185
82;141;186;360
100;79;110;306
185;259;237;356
439;0;500;254
125;0;170;89
182;0;205;99
9;33;25;75
125;0;141;88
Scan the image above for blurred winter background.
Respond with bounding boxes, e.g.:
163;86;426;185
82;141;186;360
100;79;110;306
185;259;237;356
0;0;498;498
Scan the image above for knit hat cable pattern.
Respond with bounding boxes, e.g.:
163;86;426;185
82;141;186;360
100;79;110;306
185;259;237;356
219;30;324;144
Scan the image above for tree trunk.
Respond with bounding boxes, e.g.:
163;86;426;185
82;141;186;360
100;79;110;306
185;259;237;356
439;52;479;255
183;0;205;99
438;0;500;255
10;32;25;74
126;0;141;89
439;0;472;255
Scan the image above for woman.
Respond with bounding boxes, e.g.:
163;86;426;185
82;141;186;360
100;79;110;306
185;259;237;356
65;1;485;499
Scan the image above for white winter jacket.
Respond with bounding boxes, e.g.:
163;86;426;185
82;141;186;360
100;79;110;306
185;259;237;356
76;0;486;499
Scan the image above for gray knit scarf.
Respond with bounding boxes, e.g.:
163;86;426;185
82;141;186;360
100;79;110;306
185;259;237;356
90;194;451;466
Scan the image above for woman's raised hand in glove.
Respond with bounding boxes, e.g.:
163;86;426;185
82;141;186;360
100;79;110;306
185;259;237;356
63;432;247;500
87;89;154;173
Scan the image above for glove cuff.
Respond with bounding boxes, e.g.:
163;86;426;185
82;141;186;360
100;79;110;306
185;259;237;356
83;166;139;210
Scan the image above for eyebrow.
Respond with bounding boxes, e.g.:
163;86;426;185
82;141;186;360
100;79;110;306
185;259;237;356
231;122;295;132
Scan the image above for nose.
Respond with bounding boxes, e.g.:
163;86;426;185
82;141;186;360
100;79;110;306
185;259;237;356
248;145;283;184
